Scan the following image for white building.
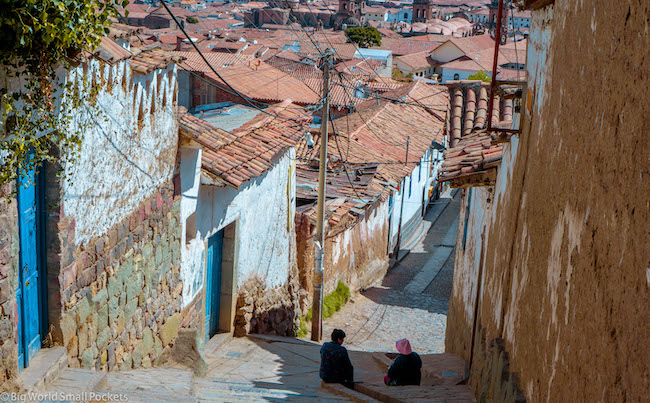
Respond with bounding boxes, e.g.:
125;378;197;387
387;7;412;23
177;101;304;338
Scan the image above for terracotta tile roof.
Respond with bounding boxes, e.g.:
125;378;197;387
437;130;502;187
130;46;185;74
87;38;183;74
377;27;402;39
178;101;311;188
296;162;389;231
395;51;437;70
91;37;133;64
295;81;449;232
334;58;383;78
376;36;450;56
180;57;320;105
108;23;143;39
438;80;515;187
297;80;448;185
174;50;255;69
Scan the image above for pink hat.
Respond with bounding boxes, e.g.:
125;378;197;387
395;339;412;355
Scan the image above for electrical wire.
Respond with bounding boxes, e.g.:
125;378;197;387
159;0;309;120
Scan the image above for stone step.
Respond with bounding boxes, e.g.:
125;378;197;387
18;347;68;393
322;381;382;403
39;367;107;394
99;367;194;397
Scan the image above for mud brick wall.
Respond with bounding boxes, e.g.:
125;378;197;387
445;1;650;401
51;182;193;371
294;200;390;314
0;184;20;391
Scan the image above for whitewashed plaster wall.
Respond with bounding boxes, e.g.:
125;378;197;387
179;148;296;306
62;60;178;245
179;147;205;307
327;199;390;293
388;149;434;247
440;68;475;84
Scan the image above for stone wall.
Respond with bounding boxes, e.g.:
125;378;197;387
233;275;301;337
0;183;20;391
51;182;191;370
445;1;650;401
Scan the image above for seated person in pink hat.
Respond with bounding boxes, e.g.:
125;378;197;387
384;339;422;386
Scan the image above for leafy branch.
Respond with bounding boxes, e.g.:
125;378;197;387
0;0;126;188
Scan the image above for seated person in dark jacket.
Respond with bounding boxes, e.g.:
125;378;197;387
320;329;354;387
384;339;422;386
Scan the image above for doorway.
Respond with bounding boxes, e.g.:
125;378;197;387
205;230;223;341
16;160;46;370
204;221;238;341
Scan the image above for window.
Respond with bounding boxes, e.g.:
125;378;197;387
404;12;407;18
408;177;412;197
454;73;460;80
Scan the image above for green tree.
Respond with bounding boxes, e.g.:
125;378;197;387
345;27;382;48
0;0;120;186
467;70;492;82
186;16;199;24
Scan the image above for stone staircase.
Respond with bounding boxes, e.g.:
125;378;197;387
32;336;474;402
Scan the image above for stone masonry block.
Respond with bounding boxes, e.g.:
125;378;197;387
60;312;76;344
108;296;121;324
159;313;180;346
62;263;77;290
92;288;108;309
126;272;143;302
107;274;123;299
97;303;109;333
96;327;111;351
124;298;138;322
143;328;154;355
0;278;10;305
76;296;91;324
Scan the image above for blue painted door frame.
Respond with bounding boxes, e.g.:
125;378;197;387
205;230;223;341
16;158;47;370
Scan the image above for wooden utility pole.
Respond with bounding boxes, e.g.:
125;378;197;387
394;136;410;261
311;51;331;342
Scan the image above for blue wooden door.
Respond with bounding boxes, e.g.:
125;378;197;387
205;230;223;341
16;161;44;369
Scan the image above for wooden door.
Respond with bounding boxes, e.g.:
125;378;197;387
16;160;44;369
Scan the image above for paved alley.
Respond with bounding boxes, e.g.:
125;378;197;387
36;334;473;402
323;190;461;354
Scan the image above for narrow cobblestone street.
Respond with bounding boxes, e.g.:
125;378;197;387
28;192;471;402
323;190;461;354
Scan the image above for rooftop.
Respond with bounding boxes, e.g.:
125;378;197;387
192;102;263;132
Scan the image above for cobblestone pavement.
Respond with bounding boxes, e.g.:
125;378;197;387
323;191;461;355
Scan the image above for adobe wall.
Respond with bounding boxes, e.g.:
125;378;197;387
0;184;20;391
445;1;649;401
295;199;390;314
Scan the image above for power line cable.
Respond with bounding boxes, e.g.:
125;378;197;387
159;0;308;120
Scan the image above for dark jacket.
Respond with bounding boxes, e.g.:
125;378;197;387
387;352;422;386
320;341;354;383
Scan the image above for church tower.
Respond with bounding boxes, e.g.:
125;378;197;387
412;0;433;23
487;0;510;43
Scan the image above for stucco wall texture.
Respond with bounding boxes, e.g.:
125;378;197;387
445;1;649;402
